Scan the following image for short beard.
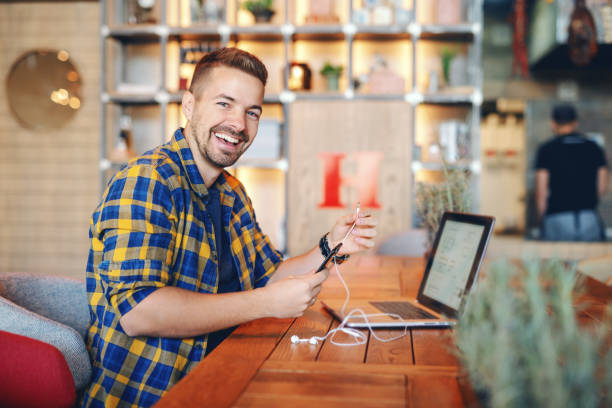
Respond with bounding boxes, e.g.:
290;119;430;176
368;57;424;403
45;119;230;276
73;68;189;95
191;124;246;169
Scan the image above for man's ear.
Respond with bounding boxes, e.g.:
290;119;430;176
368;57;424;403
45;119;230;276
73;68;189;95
182;91;195;121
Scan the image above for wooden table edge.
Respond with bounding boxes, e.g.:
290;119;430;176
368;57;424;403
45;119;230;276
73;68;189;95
154;317;295;408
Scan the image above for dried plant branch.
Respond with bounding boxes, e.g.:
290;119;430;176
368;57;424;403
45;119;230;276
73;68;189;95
414;153;471;249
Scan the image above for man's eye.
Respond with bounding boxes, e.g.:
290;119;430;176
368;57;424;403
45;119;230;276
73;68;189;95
217;102;229;108
247;111;260;119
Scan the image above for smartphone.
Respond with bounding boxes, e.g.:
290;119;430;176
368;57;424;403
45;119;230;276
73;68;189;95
316;242;343;272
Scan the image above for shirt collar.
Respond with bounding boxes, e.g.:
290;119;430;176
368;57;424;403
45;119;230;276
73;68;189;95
172;128;234;199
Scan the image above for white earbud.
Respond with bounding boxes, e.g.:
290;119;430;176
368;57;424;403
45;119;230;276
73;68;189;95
290;335;318;345
290;257;410;349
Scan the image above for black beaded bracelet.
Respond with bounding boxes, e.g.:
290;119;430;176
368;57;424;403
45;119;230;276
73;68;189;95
319;233;349;265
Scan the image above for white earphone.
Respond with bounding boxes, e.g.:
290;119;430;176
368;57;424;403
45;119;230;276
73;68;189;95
290;335;318;345
289;252;409;348
291;203;408;347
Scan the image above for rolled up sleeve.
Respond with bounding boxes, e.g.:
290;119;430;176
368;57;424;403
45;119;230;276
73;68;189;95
93;163;177;317
251;219;283;288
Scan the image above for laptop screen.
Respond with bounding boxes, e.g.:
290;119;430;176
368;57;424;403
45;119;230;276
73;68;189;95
422;220;485;309
417;212;495;317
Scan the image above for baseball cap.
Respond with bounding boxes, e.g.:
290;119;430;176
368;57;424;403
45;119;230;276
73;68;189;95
552;104;578;124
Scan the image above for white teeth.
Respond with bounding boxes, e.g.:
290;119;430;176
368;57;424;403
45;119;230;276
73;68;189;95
215;133;239;144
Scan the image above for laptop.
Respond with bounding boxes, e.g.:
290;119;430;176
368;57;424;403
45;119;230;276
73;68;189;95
322;212;495;328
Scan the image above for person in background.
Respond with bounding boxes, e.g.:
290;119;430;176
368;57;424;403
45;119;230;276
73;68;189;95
82;48;377;407
535;103;608;241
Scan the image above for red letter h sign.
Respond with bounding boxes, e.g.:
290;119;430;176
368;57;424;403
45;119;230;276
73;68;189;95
317;152;383;209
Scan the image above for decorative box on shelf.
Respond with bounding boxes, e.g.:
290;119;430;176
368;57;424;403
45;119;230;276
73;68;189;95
436;0;463;25
304;0;340;24
368;68;405;94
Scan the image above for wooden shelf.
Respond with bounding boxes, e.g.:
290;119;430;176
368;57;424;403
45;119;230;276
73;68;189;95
105;24;162;40
101;0;484;245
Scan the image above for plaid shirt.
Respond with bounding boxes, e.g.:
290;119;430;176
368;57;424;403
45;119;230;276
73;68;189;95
83;129;283;407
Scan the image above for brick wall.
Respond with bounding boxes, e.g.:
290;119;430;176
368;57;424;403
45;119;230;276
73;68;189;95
0;2;100;279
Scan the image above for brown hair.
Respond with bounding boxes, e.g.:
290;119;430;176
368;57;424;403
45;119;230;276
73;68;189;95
189;47;268;97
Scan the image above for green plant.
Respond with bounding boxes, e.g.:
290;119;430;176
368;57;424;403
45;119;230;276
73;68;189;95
319;62;343;77
414;157;471;249
242;0;273;13
454;258;612;408
441;47;457;84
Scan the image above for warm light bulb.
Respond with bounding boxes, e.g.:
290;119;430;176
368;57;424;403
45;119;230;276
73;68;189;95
291;66;304;78
50;88;70;105
66;71;79;82
57;50;70;62
69;97;81;109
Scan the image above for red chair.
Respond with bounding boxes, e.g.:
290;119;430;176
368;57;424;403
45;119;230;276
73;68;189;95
0;330;76;408
0;273;91;407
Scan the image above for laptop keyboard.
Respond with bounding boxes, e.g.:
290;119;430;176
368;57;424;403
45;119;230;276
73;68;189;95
370;301;437;320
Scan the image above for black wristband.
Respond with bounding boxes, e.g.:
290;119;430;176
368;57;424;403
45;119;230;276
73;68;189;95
319;233;349;265
319;233;331;258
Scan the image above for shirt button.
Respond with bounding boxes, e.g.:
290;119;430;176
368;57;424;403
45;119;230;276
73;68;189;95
194;344;203;350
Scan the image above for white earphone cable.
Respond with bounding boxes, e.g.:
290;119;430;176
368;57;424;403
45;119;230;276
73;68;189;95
292;259;409;347
292;204;409;346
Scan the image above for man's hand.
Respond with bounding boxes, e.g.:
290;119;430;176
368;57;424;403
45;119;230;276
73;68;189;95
328;206;377;255
267;205;377;286
261;269;330;318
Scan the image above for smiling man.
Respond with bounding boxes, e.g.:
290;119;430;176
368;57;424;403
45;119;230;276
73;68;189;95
82;48;377;407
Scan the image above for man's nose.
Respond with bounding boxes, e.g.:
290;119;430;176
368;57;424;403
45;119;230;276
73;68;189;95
226;108;246;133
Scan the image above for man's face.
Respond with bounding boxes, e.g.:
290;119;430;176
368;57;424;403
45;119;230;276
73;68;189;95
186;66;264;168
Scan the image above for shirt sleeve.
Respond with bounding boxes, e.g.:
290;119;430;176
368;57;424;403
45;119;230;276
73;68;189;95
250;218;283;288
93;163;177;317
595;144;608;167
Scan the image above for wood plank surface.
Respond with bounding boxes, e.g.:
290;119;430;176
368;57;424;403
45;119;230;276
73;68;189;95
268;303;333;362
399;257;427;297
238;361;464;408
321;255;404;299
583;276;612;304
411;329;459;366
407;374;466;407
154;317;293;408
260;360;460;376
235;369;406;407
317;319;370;363
365;328;413;365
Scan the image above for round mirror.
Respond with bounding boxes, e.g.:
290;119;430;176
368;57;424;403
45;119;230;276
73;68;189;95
6;49;82;130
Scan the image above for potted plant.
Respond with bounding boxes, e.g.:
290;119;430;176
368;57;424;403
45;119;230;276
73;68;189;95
414;156;471;253
440;47;457;86
454;259;612;407
242;0;275;23
320;62;343;91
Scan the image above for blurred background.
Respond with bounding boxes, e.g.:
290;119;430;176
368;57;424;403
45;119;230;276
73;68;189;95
1;0;611;278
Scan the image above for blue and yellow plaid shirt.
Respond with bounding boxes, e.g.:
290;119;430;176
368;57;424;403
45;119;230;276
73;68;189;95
83;129;283;407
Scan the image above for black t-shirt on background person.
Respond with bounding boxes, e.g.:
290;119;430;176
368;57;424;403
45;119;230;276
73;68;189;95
535;132;607;214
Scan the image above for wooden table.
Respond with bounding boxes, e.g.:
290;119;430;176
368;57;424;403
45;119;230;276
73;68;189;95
155;255;611;408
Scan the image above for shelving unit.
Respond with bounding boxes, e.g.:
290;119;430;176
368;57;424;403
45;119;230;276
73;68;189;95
100;0;483;254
